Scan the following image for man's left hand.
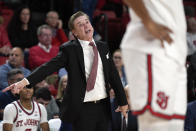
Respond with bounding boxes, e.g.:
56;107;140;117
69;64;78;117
115;105;129;118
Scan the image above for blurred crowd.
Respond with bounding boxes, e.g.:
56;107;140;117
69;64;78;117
0;0;195;130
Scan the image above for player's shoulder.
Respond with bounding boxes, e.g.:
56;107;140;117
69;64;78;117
33;101;45;110
4;101;17;112
37;103;45;108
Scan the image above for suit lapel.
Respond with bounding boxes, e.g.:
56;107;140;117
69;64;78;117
96;41;107;70
96;41;109;84
75;40;86;76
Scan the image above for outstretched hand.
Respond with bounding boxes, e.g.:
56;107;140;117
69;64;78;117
2;84;15;92
2;80;26;94
143;19;173;47
115;105;129;118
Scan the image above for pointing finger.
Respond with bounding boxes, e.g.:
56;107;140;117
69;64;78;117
2;84;15;92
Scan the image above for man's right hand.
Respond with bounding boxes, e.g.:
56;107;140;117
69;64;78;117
2;79;28;94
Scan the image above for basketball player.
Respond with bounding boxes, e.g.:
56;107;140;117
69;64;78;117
2;86;49;131
121;0;187;131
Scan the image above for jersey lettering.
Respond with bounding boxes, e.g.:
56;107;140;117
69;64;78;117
156;91;169;109
16;120;23;127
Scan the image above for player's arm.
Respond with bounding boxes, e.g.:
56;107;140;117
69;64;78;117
123;0;151;23
3;123;13;131
39;104;49;131
40;122;49;131
2;104;16;131
123;0;173;46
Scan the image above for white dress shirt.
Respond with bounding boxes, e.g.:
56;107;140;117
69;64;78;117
38;42;52;53
78;39;107;102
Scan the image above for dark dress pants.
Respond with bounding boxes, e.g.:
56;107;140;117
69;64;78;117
73;98;110;131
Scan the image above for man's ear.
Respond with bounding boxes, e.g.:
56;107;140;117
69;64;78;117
72;30;77;37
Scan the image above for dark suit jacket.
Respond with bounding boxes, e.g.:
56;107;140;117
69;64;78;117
185;100;196;131
110;98;138;131
27;39;127;122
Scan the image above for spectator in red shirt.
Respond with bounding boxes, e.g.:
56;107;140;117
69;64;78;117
46;11;68;47
28;25;59;70
0;25;11;65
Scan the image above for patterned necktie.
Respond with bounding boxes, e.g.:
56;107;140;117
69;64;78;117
86;42;98;91
121;116;127;131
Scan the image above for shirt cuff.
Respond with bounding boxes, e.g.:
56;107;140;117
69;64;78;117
23;78;30;85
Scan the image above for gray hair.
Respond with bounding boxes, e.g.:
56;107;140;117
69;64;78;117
7;68;23;80
37;24;52;35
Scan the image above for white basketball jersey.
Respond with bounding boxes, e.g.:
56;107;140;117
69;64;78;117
12;100;41;131
121;0;187;65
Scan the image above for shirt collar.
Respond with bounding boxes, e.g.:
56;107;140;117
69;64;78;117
38;42;52;53
78;39;96;48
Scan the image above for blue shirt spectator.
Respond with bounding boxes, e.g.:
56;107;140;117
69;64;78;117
0;47;30;90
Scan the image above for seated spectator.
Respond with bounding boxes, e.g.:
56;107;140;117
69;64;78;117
185;100;196;131
187;17;196;56
34;78;57;97
110;85;138;131
0;47;31;90
28;25;59;70
56;75;68;107
34;87;59;120
7;5;37;51
0;25;11;65
113;49;127;87
184;5;196;56
46;11;68;46
0;69;23;120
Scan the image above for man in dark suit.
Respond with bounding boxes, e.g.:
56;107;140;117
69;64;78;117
3;11;128;131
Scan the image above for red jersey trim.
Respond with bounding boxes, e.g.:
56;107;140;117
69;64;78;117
12;103;18;123
36;102;42;118
132;54;185;120
17;100;35;115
